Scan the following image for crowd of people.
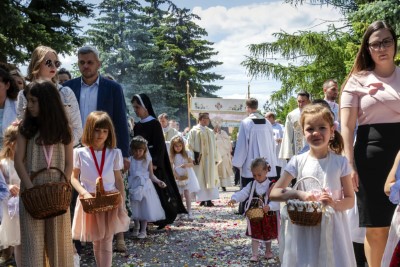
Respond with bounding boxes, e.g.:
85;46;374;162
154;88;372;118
0;19;398;267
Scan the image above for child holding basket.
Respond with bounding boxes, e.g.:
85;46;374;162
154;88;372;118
270;103;355;267
71;111;130;267
228;158;279;262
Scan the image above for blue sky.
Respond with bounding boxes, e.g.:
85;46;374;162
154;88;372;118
62;0;344;108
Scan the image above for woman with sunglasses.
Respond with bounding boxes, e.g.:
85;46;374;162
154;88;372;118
16;46;82;146
340;21;400;267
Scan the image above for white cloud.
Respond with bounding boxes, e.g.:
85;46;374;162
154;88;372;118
192;2;344;109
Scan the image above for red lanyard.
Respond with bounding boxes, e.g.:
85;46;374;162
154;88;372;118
89;147;106;177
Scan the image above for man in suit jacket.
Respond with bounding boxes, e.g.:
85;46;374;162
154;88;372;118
64;45;130;170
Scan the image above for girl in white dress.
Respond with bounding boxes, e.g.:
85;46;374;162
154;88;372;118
228;158;280;262
128;136;166;239
0;123;20;266
270;103;356;267
169;135;200;220
71;111;130;267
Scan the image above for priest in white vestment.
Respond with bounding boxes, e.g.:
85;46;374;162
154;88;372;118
279;92;310;160
159;113;180;154
232;98;277;212
214;125;233;191
187;113;219;207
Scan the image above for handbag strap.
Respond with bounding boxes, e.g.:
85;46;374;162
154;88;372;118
90;146;106;177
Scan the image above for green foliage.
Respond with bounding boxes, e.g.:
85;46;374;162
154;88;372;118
0;0;93;63
88;0;224;127
243;0;400;122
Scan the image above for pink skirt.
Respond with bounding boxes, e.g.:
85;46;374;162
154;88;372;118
72;196;130;242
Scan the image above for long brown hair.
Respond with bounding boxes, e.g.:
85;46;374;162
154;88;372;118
19;80;72;145
341;21;397;90
300;103;344;155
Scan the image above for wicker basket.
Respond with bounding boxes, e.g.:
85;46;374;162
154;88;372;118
176;175;188;187
245;198;265;222
287;176;323;226
80;177;121;214
21;167;72;220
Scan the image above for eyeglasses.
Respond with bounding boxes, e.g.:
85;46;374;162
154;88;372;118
44;59;61;68
368;38;394;51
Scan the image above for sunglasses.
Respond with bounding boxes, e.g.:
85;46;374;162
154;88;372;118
44;59;61;68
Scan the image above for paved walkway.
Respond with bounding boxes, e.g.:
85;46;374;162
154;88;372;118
80;186;281;267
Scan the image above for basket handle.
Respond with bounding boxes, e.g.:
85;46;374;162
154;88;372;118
95;177;106;197
248;197;264;208
29;167;68;183
292;176;322;190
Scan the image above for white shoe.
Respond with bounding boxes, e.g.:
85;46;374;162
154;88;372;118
137;232;147;239
132;229;139;237
187;213;194;220
73;253;80;267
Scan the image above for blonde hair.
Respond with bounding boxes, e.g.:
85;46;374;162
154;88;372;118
27;46;59;84
0;123;19;160
300;103;344;154
169;135;188;160
81;111;116;148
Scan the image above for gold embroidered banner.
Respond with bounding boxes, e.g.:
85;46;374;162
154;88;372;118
190;97;247;127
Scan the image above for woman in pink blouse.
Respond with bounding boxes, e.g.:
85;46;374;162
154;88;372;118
341;21;399;267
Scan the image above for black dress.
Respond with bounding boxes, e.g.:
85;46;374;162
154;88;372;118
134;118;187;227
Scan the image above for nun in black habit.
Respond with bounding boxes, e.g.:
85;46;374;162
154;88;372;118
131;94;187;229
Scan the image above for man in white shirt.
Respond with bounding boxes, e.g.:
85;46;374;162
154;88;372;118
323;79;339;121
265;112;286;180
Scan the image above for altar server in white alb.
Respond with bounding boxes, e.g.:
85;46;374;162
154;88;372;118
232;98;277;191
279;92;310;160
187;112;219;207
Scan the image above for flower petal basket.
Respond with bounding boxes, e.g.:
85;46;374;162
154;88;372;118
287;176;323;226
21;167;72;220
80;177;121;214
245;198;265;222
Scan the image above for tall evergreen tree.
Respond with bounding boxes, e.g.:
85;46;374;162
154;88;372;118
88;0;224;126
0;0;93;63
86;0;176;115
145;1;224;125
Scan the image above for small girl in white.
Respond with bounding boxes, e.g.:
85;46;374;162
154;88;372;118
228;158;280;262
0;123;20;266
128;136;166;239
270;103;355;267
169;135;200;220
